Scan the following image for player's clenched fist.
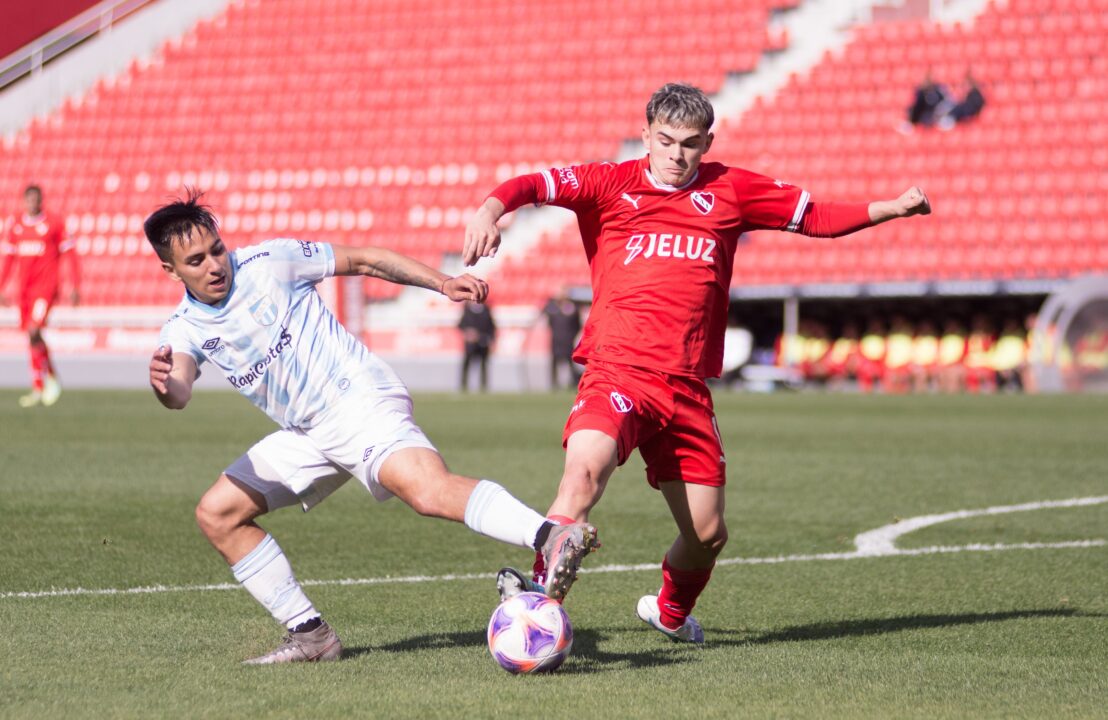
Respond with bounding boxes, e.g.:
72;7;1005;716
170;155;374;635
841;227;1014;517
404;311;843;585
149;344;173;394
443;274;489;303
898;186;931;217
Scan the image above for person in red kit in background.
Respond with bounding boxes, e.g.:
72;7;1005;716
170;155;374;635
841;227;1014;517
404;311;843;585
464;83;931;643
0;185;80;408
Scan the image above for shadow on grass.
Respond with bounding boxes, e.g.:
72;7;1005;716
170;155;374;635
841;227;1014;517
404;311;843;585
711;608;1088;646
346;626;696;671
343;608;1096;666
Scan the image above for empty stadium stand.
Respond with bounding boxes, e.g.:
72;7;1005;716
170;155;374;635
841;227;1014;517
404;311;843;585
486;0;1108;302
1;0;1104;315
0;0;790;307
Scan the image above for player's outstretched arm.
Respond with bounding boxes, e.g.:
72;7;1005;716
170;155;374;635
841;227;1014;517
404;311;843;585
868;186;931;224
331;244;488;303
149;345;197;410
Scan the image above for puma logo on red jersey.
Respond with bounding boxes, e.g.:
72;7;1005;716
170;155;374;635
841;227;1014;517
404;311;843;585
624;233;717;265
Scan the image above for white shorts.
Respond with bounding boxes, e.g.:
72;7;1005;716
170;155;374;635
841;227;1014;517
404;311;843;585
225;385;437;512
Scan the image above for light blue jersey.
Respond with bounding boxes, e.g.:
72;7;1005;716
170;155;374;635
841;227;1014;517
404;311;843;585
158;239;404;429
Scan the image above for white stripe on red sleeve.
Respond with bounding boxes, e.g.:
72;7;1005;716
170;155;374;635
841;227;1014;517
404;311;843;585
787;190;811;232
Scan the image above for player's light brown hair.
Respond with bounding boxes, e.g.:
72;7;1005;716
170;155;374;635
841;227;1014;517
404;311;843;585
646;83;714;131
144;187;220;263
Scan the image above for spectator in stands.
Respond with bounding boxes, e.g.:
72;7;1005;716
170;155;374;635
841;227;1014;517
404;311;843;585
963;314;996;394
826;321;860;389
939;71;986;130
937;318;968;393
900;70;951;132
857;318;888;393
542;288;582;390
0;184;80;408
882;315;914;394
909;319;940;393
992;317;1027;392
458;299;496;392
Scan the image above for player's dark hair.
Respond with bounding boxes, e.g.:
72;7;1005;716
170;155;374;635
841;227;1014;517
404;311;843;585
144;187;220;263
646;83;714;131
23;184;42;198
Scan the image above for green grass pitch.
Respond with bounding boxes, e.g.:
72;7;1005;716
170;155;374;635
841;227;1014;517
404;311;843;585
1;389;1106;718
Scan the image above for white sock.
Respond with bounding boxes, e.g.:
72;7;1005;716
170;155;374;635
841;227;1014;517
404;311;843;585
464;480;548;549
231;534;319;630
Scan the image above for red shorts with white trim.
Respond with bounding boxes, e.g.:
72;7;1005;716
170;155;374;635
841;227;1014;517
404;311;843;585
562;360;726;488
19;293;55;331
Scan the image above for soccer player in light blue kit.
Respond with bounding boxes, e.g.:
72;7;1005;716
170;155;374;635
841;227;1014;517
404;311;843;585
145;191;598;664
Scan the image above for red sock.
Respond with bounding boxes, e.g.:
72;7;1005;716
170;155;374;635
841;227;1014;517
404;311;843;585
532;514;576;583
657;556;713;631
29;343;49;391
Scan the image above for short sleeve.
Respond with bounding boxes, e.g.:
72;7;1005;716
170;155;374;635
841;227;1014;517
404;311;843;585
255;239;335;286
158;319;205;368
539;162;620;211
730;169;811;232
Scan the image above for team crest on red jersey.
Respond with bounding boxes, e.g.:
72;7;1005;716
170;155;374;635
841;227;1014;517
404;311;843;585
690;191;715;215
609;391;633;413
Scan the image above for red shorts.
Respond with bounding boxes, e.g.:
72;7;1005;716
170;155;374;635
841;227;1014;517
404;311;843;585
19;293;55;331
562;360;726;488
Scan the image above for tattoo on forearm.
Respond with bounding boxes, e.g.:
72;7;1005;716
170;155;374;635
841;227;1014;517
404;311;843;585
365;257;437;290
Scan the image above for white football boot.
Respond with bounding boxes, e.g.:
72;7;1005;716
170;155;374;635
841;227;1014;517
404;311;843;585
17;390;42;408
496;567;545;602
42;375;62;406
636;594;704;644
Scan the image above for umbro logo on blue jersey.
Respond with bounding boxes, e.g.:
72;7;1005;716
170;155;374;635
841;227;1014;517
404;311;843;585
363;446;375;462
202;337;222;350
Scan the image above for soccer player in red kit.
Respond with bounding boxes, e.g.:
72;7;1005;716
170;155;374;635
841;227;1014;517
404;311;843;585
464;83;931;642
0;185;80;407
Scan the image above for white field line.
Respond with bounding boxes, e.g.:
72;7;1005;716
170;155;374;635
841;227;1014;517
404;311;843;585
2;497;1105;601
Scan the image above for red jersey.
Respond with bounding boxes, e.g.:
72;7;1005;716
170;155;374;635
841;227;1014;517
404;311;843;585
538;156;809;378
2;211;71;297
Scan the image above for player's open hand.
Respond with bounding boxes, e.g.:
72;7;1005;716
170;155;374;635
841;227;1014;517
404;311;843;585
149;344;174;394
462;208;502;267
898;186;931;217
442;274;489;303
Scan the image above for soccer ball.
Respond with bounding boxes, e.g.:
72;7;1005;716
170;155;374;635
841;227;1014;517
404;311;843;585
487;592;573;674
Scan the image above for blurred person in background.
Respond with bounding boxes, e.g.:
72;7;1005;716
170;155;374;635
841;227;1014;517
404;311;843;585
909;319;940;393
963;314;996;394
0;185;80;407
458;299;496;392
1022;312;1041;393
882;315;914;394
938;318;967;393
900;69;951;132
542;288;582;390
992;317;1028;392
857;318;888;393
801;319;831;385
825;321;860;390
938;71;986;129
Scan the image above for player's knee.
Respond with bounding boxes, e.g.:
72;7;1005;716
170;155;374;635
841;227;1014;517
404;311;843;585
690;523;728;557
195;480;254;539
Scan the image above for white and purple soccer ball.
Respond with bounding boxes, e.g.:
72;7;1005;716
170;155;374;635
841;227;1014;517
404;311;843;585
487;591;573;674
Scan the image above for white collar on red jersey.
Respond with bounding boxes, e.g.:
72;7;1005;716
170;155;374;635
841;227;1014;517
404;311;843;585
21;212;45;225
643;164;700;193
